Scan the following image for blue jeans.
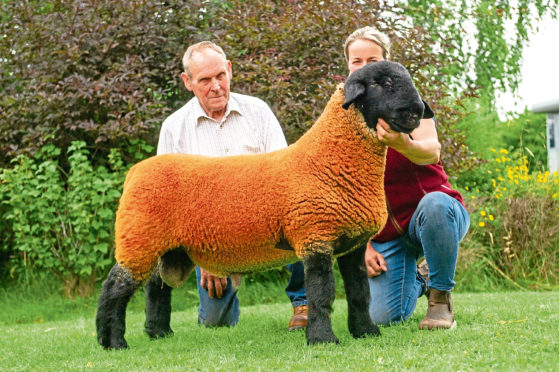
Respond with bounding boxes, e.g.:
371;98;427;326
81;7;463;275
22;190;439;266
368;192;469;326
195;261;307;326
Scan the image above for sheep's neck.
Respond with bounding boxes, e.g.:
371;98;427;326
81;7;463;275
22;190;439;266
292;87;387;183
287;87;388;239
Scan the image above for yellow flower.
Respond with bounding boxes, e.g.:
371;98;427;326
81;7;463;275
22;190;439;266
479;222;485;227
500;148;509;154
489;214;494;221
465;186;469;191
480;211;486;216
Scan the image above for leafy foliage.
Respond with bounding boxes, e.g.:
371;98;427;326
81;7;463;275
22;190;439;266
1;0;484;170
0;142;126;296
403;0;559;104
1;0;558;290
0;0;205;166
500;111;548;170
457;149;559;289
457;104;547;171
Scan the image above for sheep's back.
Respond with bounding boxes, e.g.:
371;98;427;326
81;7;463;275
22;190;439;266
114;151;297;277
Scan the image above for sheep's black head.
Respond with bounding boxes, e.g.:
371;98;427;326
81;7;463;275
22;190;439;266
342;61;433;134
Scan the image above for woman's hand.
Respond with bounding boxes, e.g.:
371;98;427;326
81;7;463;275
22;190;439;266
365;241;387;277
376;119;411;151
376;118;441;165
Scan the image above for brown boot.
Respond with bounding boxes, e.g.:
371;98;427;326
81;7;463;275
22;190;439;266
417;259;430;298
419;289;457;330
288;305;308;331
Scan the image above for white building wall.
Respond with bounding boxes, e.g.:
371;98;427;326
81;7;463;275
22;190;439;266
548;113;559;173
532;99;559;173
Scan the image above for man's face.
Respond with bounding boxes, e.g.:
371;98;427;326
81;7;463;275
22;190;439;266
181;48;232;119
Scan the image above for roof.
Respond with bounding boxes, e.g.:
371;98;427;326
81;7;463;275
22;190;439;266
532;98;559;113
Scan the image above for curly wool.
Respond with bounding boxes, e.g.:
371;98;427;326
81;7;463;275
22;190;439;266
114;86;388;280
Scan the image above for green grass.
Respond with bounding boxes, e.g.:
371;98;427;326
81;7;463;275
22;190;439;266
1;290;558;371
0;274;293;326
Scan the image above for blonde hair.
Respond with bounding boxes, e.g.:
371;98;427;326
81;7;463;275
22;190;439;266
343;26;391;62
182;41;227;78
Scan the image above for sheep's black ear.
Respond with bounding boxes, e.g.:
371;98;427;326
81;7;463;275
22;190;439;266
422;100;434;119
342;81;366;109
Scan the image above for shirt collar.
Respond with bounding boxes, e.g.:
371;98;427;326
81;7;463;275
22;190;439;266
194;93;244;125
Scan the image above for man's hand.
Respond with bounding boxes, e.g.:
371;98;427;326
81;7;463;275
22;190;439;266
200;268;228;299
365;241;387;277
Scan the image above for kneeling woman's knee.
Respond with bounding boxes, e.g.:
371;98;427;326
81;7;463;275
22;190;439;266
417;192;452;217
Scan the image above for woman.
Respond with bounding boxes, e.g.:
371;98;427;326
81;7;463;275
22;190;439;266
344;26;470;329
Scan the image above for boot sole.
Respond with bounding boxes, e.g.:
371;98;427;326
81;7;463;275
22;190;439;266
419;320;457;330
288;325;306;332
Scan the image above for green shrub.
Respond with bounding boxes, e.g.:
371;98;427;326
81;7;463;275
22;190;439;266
501;110;548;171
1;0;475;174
457;103;547;172
0;141;126;297
0;0;203;167
456;149;559;290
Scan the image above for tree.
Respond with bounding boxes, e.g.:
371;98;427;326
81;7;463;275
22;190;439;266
403;0;559;104
2;0;556;169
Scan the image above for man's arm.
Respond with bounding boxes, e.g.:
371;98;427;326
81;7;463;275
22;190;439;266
157;123;173;155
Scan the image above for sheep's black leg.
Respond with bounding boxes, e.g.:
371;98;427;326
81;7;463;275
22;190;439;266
145;248;194;339
303;250;338;344
96;263;140;349
337;244;381;338
144;270;174;339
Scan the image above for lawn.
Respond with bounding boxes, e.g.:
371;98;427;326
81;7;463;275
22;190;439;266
1;290;558;371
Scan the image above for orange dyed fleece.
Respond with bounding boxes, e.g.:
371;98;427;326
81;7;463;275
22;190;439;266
114;86;388;280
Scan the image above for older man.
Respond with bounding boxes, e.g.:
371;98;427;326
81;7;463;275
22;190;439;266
153;41;307;331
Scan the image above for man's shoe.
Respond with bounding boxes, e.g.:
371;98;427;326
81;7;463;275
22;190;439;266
419;289;457;330
288;305;308;331
417;259;430;297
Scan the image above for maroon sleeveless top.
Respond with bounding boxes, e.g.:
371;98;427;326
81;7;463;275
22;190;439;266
373;148;465;242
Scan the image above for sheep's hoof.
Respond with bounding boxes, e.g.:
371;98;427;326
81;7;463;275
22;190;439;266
307;335;340;345
306;331;339;345
145;327;174;340
99;335;128;350
351;323;381;339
